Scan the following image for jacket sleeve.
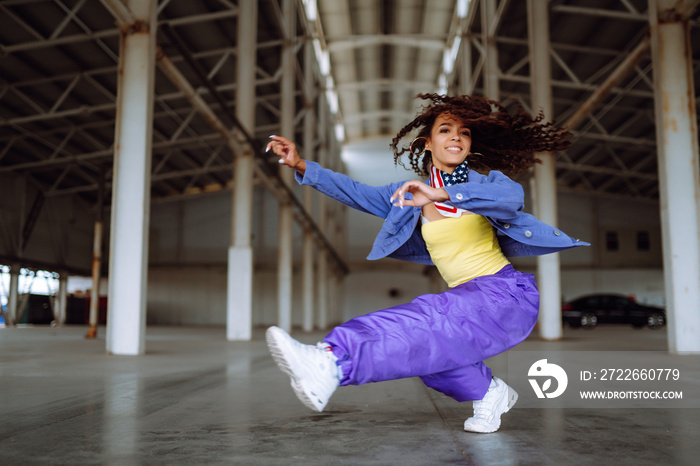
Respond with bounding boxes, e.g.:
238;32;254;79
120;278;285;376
295;161;399;218
440;170;524;219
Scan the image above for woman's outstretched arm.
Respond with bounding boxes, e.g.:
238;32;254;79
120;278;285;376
266;135;399;218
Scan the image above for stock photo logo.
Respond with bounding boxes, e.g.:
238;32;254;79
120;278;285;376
528;359;568;399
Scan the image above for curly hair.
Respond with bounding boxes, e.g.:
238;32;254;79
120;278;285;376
390;93;571;177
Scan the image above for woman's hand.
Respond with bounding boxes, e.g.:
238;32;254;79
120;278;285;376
390;180;449;208
266;135;307;175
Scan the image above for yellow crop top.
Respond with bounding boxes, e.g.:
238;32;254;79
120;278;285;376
421;214;510;288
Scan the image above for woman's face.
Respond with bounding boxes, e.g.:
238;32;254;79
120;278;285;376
425;113;472;174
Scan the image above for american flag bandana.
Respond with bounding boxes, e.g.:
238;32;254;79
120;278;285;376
428;160;470;217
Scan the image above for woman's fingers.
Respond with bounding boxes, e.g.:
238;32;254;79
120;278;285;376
266;135;296;165
390;191;404;208
265;135;279;153
390;181;421;208
265;135;286;155
390;181;445;208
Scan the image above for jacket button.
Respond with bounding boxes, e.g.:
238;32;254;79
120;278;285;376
554;230;561;236
525;230;532;238
503;223;510;229
455;193;464;200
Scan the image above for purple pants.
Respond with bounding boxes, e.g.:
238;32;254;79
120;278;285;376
324;265;539;402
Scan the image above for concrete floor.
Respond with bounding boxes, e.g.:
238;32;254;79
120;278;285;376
1;324;698;465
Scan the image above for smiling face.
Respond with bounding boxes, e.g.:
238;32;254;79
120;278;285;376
425;113;472;174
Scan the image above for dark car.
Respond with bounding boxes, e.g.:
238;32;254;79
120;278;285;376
562;294;665;330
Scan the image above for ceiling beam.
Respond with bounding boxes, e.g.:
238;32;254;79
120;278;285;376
565;37;651;130
569;131;656;147
336;79;435;92
326;34;446;52
46;163;236;197
500;74;655;99
342;110;417;125
0;75;281;127
556;184;659;204
2;42;283;92
2;9;240;54
0;132;225;172
551;4;648;22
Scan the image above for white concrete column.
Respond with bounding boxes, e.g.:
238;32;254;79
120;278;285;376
7;263;19;326
86;220;103;338
302;225;314;331
329;181;345;326
88;173;105;337
106;0;156;356
56;273;68;326
277;203;293;332
301;40;316;332
277;0;296;332
316;184;329;329
327;267;336;327
481;0;499;100
460;24;472;96
316;140;329;329
649;0;700;354
528;0;562;341
323;214;336;329
227;0;257;341
313;99;327;330
228;153;254;340
334;202;347;326
317;249;328;329
335;272;344;326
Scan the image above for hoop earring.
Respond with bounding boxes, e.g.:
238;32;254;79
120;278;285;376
410;137;428;157
468;152;484;159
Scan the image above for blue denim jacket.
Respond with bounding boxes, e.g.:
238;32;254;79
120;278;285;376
296;161;589;265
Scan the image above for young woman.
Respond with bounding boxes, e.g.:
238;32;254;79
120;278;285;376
265;94;587;433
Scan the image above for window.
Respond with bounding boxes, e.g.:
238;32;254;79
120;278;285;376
605;231;619;251
613;297;629;310
587;297;601;308
637;231;650;251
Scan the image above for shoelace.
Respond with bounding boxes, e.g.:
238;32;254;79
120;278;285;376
472;386;497;420
472;398;490;419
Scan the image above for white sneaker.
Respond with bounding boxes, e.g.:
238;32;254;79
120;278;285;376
463;377;518;433
265;326;340;412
